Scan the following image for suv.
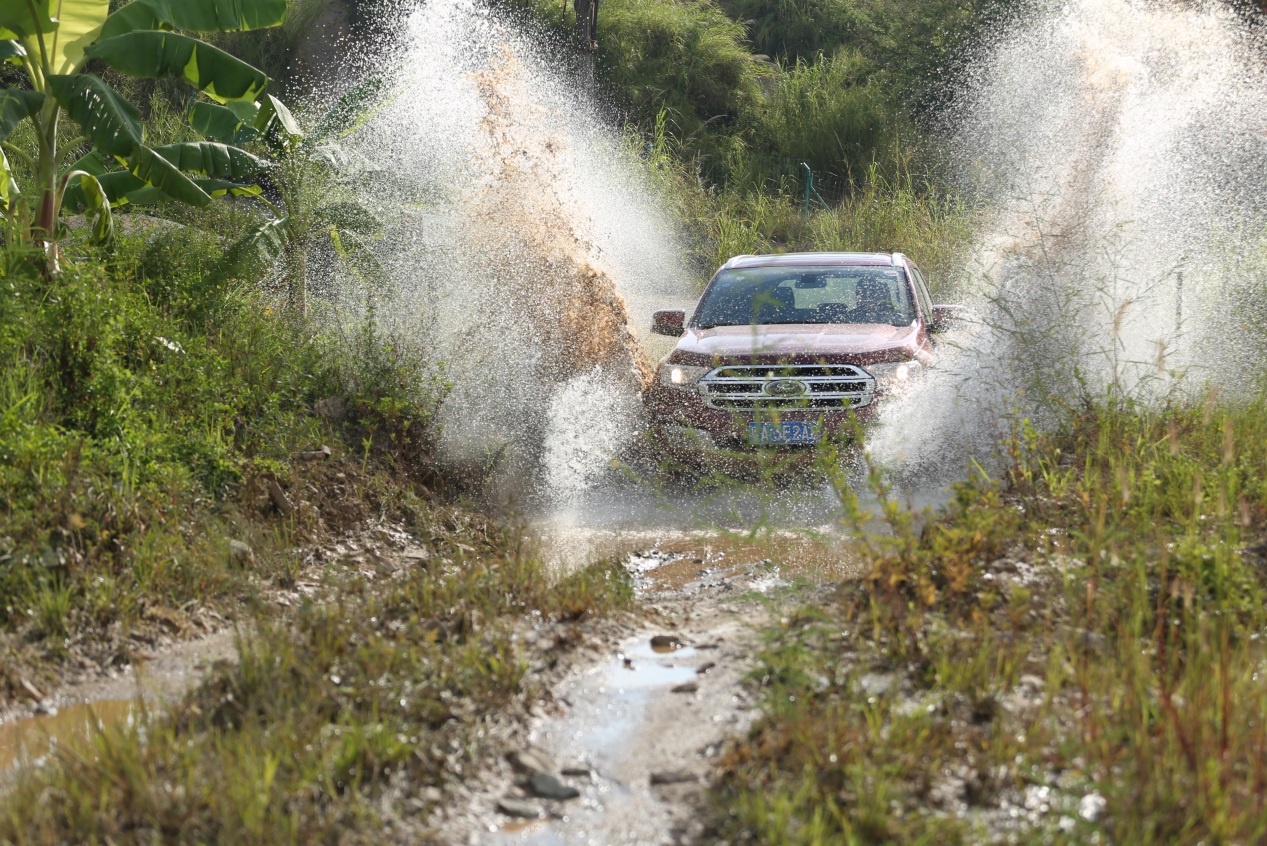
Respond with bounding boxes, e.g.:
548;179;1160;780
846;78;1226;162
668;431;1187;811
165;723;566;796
643;252;961;449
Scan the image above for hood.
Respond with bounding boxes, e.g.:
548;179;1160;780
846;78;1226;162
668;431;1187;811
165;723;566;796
673;323;920;361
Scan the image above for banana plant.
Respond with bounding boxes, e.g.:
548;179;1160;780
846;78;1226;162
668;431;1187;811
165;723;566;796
0;0;287;272
212;81;389;317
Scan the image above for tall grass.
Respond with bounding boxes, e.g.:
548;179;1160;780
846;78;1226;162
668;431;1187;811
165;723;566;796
711;392;1267;844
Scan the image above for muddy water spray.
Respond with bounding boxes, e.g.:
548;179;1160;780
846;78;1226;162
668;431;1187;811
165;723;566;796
870;0;1267;475
350;1;689;502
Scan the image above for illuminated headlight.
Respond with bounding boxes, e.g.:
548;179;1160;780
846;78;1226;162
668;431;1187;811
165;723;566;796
659;364;710;390
866;360;922;384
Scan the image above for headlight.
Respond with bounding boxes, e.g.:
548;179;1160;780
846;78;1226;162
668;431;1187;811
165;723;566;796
659;364;710;390
866;360;921;384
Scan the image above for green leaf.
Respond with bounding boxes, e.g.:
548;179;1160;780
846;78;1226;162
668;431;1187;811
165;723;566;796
0;147;18;207
63;169;144;208
314;201;381;236
75;170;114;245
152;141;268;179
0;0;54;39
313;72;393;141
47;74;142;157
0;87;43;140
223;216;288;277
123;177;260;205
257;93;300;136
99;0;287;41
329;226;388;290
189;101;257;144
127;144;210;206
0;38;25;64
85;31;269;104
47;0;110;73
63;148;110;177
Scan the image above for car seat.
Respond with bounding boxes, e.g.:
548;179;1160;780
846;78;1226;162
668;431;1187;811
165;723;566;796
853;278;894;323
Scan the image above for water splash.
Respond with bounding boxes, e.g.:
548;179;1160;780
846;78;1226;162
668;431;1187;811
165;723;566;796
349;0;689;503
870;0;1267;476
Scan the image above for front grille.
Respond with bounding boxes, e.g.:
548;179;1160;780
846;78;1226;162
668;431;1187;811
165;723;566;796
698;364;875;411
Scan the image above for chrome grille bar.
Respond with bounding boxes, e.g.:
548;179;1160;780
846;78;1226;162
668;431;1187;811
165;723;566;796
698;364;876;411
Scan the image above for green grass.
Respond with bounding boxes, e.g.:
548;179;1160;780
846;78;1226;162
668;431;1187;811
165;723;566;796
709;394;1267;844
0;505;632;843
0;229;443;701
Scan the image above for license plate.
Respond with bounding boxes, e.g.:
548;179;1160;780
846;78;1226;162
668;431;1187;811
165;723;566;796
748;421;820;446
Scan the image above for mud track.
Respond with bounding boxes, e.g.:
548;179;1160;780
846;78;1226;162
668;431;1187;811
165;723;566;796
438;543;840;845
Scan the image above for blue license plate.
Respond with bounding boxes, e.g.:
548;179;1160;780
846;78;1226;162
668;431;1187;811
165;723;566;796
749;421;820;446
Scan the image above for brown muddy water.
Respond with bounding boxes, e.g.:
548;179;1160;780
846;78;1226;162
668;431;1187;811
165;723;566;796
0;700;138;773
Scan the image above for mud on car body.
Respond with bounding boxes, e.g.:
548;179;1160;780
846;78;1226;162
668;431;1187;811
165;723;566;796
644;252;963;450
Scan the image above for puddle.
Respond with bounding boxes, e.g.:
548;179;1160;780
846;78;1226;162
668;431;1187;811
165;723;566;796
0;700;140;774
609;642;698;689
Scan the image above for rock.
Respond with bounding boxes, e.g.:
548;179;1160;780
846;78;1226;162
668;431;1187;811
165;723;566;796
265;479;294;516
650;770;698;786
19;678;44;702
858;672;894;696
402;546;431;564
561;765;592;778
508;747;558;777
33;704;56;716
228;540;254;564
696;662;716;676
1019;674;1046;692
530;771;580;801
650;634;685;652
497;797;544;819
671;681;699;694
298;445;332;461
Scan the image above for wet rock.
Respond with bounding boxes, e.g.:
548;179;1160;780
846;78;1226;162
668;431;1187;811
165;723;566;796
696;662;716;676
650;634;685;652
650;769;699;786
497;797;544;818
508;747;557;777
671;681;699;694
530;771;580;801
561;765;592;778
228;540;254;564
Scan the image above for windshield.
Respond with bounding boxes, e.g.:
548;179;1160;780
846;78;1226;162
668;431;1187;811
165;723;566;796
693;266;916;328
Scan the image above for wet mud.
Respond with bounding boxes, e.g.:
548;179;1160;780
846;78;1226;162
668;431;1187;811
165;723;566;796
441;539;857;845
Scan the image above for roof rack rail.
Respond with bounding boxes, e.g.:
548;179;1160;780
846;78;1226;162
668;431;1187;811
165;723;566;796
891;252;906;266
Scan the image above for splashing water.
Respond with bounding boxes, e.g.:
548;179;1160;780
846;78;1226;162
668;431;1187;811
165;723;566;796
349;0;690;504
870;0;1267;477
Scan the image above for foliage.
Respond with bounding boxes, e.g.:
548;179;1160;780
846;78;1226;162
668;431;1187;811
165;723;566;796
711;394;1267;844
0;0;287;268
0;515;631;843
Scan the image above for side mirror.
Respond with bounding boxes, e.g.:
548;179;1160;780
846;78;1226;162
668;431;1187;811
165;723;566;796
652;308;686;337
930;304;966;333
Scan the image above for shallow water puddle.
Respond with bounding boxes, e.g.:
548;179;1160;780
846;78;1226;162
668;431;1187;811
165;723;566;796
0;699;139;773
489;635;709;844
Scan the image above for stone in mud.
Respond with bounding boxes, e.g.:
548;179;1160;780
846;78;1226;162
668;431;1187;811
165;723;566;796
497;797;544;818
228;540;254;565
650;770;699;786
650;634;685;651
530;771;580;801
508;747;558;777
671;681;699;694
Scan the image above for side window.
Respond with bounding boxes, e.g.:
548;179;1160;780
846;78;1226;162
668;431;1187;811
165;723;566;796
910;265;935;318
